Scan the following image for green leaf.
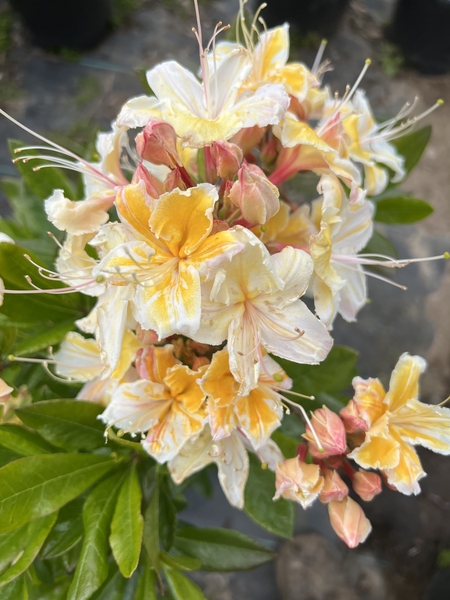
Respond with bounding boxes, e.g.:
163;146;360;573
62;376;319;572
174;527;274;571
110;465;143;578
41;499;84;559
159;485;177;552
17;400;106;451
13;320;76;357
90;568;126;600
67;471;126;600
393;125;431;177
275;345;358;398
271;431;298;459
244;453;294;539
9;140;76;200
134;567;156;600
0;424;55;456
161;552;201;572
0;574;28;599
362;230;397;259
374;196;433;224
142;478;160;572
0;325;17;356
0;449;20;468
0;512;57;587
0;453;118;533
163;566;207;600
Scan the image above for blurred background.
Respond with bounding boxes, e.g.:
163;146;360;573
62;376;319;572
0;0;450;598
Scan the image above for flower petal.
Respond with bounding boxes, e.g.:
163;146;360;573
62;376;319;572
384;353;427;412
117;95;163;128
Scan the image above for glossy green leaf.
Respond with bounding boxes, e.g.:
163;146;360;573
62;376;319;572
0;453;118;533
271;431;298;459
0;449;20;468
161;552;201;572
163;566;207;600
143;479;160;572
174;527;274;571
275;345;358;399
13;320;76;357
0;512;57;587
41;499;84;559
393;125;431;177
134;567;156;600
90;568;126;600
67;471;125;600
0;423;54;456
0;574;28;599
244;453;294;539
110;465;143;578
9;140;76;200
374;196;433;224
17;400;106;451
159;485;177;552
0;325;17;356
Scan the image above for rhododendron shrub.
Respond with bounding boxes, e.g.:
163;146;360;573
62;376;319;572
0;1;447;597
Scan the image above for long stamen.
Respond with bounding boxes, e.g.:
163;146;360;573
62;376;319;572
282;396;324;451
312;39;328;76
273;387;315;401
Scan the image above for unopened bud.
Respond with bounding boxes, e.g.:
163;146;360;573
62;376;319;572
229;161;280;226
135;324;160;346
273;457;324;509
353;469;382;502
319;469;349;504
165;167;187;192
231;125;265;155
303;405;347;458
260;139;278;165
339;400;369;433
135;120;181;169
328;497;372;548
132;163;165;199
210;141;243;180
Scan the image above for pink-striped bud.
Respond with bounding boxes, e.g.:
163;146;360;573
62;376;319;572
229;161;280;225
136;120;181;168
135;324;160;346
339;400;369;433
132;163;165;199
165;167;187;192
353;469;382;502
319;469;349;504
274;457;324;509
210;141;243;180
303;405;347;458
328;497;372;548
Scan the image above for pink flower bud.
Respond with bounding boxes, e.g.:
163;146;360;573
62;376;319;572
303;405;347;458
319;469;349;504
135;324;160;346
165;167;187;192
353;469;382;502
231;125;265;155
229;161;280;225
274;457;324;509
339;399;369;433
328;497;372;548
135;120;181;168
132;163;165;199
210;141;243;180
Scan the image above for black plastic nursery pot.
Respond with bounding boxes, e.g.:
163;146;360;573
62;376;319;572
391;0;450;75
9;0;113;52
256;0;350;39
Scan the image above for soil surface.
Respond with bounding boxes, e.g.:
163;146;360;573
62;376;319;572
0;0;450;598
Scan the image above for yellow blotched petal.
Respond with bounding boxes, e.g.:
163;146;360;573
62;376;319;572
116;182;153;242
149;184;217;258
352;376;386;428
390;398;450;455
274;63;310;100
349;434;400;471
257;25;289;77
384;353;427;412
164;364;207;413
384;433;425;496
235;384;283;448
137;344;180;384
111;329;141;381
200;348;239;407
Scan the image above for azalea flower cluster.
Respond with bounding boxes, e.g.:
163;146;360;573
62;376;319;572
1;0;449;548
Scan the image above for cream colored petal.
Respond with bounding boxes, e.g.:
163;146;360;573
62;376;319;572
216;433;249;509
117;95;163;128
228;313;261;396
256;24;290;75
45;190;113;235
232;83;289;129
147;60;205;118
168;426;215;484
333;200;374;254
195;297;243;346
335;264;367;323
94;241;154;281
209;47;253;115
54;332;103;381
269;246;313;305
384;353;427;412
257;297;333;365
100;379;170;433
312;276;337;330
384;434;425;496
56;233;104;298
235;384;283;449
